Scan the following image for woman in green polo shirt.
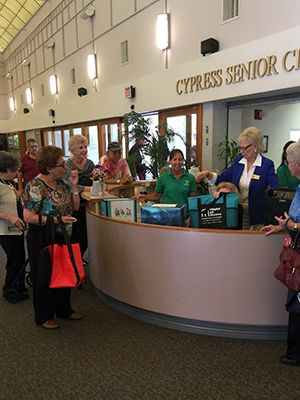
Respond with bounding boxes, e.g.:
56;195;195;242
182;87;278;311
134;149;197;206
277;141;300;189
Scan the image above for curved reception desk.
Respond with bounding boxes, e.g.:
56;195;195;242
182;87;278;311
86;206;288;340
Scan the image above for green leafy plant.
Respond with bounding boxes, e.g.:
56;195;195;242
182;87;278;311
216;137;239;168
123;107;186;179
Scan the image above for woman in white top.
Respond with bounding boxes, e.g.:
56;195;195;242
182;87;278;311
0;151;27;303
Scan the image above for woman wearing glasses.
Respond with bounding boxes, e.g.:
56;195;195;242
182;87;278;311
276;141;300;189
262;140;300;366
23;146;82;329
197;127;279;229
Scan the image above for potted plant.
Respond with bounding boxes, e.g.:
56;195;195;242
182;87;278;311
216;137;239;168
123;107;186;179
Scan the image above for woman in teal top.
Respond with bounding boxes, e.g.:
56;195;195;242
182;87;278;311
277;141;300;189
134;149;197;207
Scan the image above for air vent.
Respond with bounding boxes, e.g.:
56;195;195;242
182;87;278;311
223;0;239;22
121;40;128;65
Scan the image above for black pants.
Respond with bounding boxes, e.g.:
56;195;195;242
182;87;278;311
0;234;26;292
287;312;300;360
27;225;73;325
71;205;88;257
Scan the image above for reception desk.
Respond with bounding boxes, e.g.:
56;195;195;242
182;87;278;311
86;200;288;340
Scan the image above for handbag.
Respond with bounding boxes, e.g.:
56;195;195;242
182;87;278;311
48;216;85;289
274;232;300;291
264;188;295;225
191;193;239;229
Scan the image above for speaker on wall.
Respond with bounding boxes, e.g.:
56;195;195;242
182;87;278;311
78;87;87;97
200;38;219;56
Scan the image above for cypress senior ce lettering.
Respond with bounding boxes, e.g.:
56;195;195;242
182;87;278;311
176;48;300;95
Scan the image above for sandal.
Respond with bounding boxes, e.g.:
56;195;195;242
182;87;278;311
67;312;83;320
41;320;59;329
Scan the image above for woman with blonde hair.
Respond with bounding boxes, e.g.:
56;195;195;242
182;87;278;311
66;135;94;258
197;127;279;229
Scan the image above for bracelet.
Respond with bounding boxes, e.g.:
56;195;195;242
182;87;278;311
294;222;298;231
284;218;291;231
117;179;120;184
73;192;79;195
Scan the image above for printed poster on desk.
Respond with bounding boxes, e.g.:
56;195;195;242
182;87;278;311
101;198;137;222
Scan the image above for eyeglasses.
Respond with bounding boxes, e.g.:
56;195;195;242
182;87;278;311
55;161;66;168
286;159;299;165
238;143;254;151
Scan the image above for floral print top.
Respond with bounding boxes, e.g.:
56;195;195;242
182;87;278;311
99;155;132;180
23;177;73;217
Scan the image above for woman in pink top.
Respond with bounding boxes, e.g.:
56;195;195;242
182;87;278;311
99;142;133;185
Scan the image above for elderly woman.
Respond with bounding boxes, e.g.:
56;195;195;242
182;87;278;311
134;149;197;207
0;152;27;303
23;146;81;329
197;127;279;229
99;142;132;185
66;135;94;258
277;140;300;189
262;140;300;366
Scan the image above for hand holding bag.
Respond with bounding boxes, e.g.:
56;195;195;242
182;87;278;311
49;216;85;288
274;232;300;291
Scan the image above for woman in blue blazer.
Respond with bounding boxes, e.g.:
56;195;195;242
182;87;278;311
197;127;279;229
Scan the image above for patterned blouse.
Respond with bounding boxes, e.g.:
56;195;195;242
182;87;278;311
23;177;73;217
99;155;132;180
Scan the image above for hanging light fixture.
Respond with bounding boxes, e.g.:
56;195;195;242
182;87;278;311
9;96;15;111
156;13;170;50
49;74;58;95
25;87;33;104
87;53;97;79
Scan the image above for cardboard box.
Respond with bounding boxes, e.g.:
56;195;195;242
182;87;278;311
101;198;137;222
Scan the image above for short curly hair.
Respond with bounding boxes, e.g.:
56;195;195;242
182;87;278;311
37;146;63;175
0;151;20;173
68;134;88;153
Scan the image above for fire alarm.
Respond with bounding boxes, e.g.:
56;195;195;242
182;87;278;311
254;109;263;120
125;86;135;98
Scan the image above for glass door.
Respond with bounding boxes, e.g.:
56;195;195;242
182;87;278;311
159;105;202;168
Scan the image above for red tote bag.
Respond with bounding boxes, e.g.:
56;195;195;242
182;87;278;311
49;242;85;288
47;216;85;289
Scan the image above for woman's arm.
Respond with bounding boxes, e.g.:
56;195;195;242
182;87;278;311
0;212;25;230
23;209;76;225
69;170;80;211
133;192;161;202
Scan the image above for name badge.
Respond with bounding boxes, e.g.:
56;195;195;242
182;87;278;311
252;174;260;180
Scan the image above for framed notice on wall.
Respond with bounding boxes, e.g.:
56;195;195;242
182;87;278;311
262;135;269;153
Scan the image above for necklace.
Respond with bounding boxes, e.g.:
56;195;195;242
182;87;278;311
0;178;15;188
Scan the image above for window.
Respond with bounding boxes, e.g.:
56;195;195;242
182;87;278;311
223;0;239;22
88;125;99;164
290;130;300;142
121;40;128;65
